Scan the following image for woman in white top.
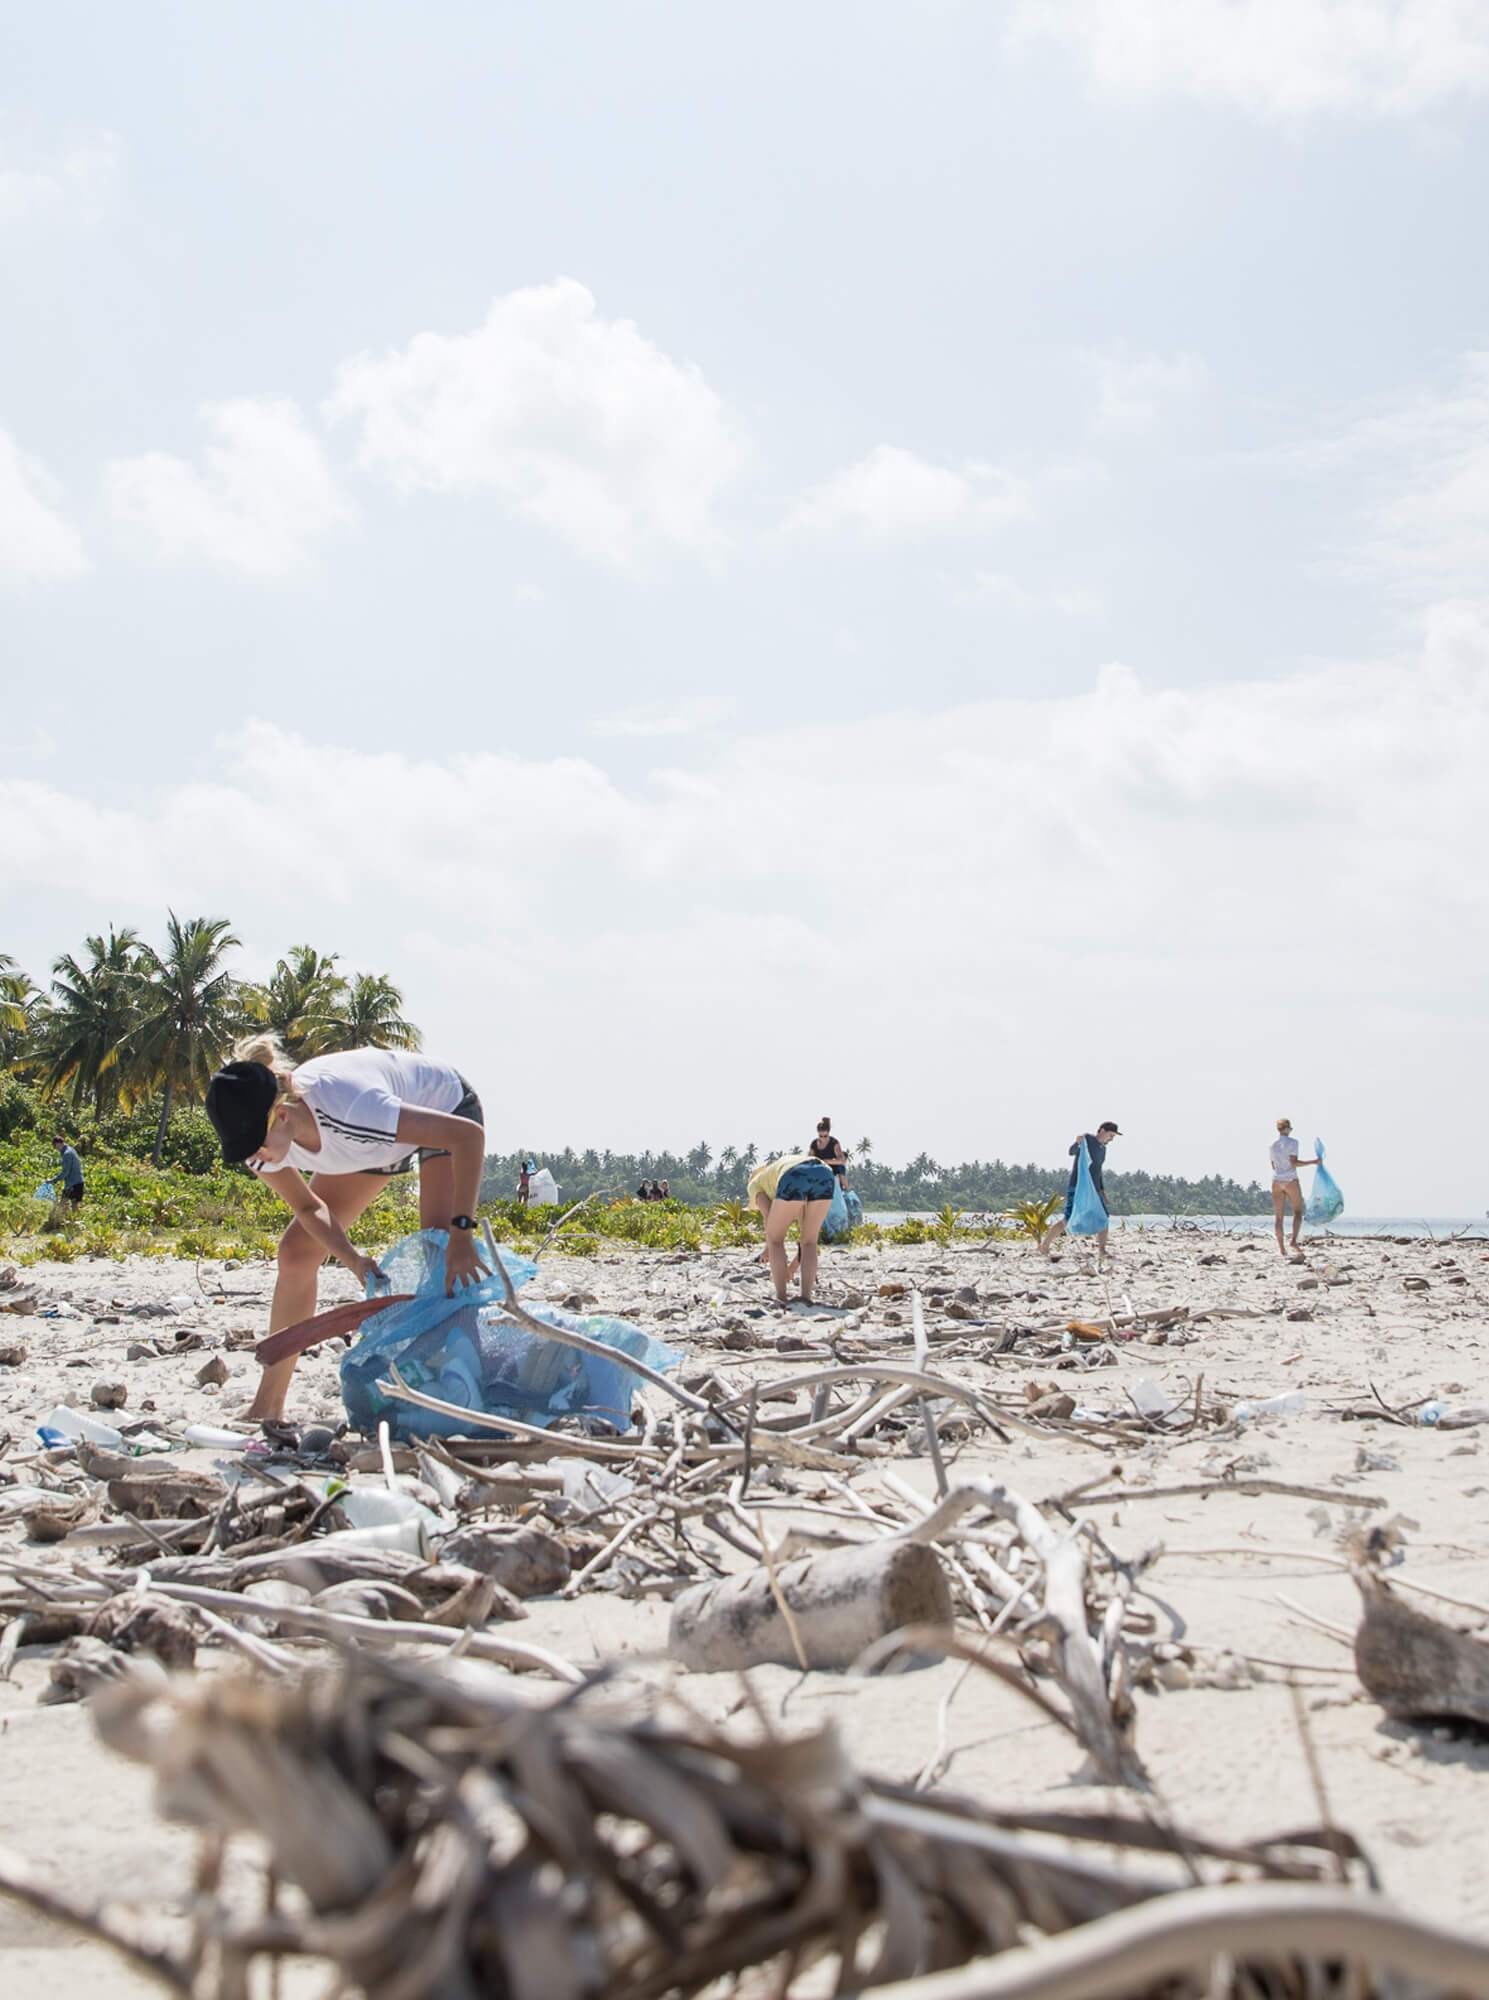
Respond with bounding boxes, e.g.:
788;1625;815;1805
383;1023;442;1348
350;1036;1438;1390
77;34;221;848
1269;1117;1319;1261
204;1035;488;1421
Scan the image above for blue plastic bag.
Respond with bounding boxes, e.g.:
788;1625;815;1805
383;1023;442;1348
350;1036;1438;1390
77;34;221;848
340;1229;682;1442
1067;1139;1108;1236
32;1181;55;1202
1305;1138;1344;1225
820;1183;864;1243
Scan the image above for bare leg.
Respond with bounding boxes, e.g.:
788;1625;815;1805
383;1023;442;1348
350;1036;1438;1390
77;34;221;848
797;1198;832;1301
1287;1180;1305;1251
246;1173;386;1422
1041;1217;1067;1257
765;1198;804;1302
1272;1182;1287;1258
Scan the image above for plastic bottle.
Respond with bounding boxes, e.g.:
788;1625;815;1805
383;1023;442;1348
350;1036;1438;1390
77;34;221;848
1414;1401;1443;1426
35;1425;74;1452
328;1484;440;1532
37;1404;126;1449
1234;1389;1307;1422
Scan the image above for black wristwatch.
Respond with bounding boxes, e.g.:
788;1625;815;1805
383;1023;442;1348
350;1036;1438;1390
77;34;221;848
450;1214;477;1231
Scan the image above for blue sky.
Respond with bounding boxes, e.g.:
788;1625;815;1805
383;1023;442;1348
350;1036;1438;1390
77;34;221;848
4;1;1489;1210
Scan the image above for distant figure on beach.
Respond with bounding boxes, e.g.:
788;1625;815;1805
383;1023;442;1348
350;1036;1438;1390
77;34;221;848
747;1150;836;1305
1041;1121;1120;1261
205;1037;488;1424
808;1116;849;1185
636;1180;657;1201
658;1178;671;1201
516;1159;532;1206
53;1134;84;1208
1270;1118;1319;1260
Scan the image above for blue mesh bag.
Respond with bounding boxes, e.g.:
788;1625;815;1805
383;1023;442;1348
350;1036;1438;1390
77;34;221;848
1305;1138;1344;1225
339;1229;682;1442
819;1183;864;1242
1067;1139;1108;1236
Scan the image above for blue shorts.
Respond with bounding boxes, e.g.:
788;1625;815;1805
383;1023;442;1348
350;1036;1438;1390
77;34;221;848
776;1161;836;1202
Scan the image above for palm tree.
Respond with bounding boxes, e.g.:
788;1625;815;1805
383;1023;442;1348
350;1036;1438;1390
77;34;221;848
241;945;348;1059
0;954;41;1068
319;972;421;1053
130;914;243;1164
36;927;143;1112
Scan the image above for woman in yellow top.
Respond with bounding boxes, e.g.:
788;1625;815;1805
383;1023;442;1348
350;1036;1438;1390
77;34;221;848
747;1151;836;1305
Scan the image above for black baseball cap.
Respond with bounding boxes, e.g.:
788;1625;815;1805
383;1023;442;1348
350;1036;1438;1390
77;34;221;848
1098;1120;1122;1134
204;1060;278;1163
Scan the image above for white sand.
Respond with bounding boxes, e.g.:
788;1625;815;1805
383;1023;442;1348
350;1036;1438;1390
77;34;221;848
4;1223;1489;1992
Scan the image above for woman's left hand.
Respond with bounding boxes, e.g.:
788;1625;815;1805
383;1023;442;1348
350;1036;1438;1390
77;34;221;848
444;1226;489;1295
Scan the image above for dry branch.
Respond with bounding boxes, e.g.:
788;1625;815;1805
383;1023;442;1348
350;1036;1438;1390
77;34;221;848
71;1652;1405;2000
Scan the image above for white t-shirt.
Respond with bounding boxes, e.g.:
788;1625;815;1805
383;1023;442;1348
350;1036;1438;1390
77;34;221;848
1270;1134;1301;1183
254;1050;467;1178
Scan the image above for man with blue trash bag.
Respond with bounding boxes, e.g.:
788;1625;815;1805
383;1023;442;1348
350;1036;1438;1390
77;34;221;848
1041;1121;1120;1262
53;1133;85;1210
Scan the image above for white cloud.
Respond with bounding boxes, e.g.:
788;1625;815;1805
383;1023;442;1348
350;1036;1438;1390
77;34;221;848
784;445;1029;543
104;398;352;575
1084;350;1209;438
0;428;88;581
0;131;119;224
958;570;1103;618
1288;352;1489;594
5;610;1488;1207
1011;0;1489;116
590;696;736;739
326;279;746;567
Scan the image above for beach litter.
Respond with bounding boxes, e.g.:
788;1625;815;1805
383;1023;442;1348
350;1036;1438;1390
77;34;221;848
1;1648;1486;1999
5;1228;1489;1991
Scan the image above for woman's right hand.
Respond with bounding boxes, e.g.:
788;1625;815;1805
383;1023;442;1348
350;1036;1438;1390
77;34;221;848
354;1253;387;1294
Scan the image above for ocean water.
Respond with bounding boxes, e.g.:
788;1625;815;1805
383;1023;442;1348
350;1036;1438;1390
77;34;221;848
865;1210;1489;1241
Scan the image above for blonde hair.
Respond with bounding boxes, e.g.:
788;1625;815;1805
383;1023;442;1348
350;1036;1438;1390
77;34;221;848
232;1033;301;1105
1276;1117;1292;1133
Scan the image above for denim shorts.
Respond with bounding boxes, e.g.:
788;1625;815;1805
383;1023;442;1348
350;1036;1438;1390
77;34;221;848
776;1160;836;1202
369;1079;483;1177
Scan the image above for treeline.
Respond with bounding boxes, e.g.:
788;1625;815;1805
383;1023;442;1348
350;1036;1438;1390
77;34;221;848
1;919;420;1164
481;1142;1271;1217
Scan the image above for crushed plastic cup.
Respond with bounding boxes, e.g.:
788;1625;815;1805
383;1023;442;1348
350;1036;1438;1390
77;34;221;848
38;1404;126;1450
183;1423;255;1450
1234;1389;1307;1422
1129;1378;1179;1419
548;1459;636;1509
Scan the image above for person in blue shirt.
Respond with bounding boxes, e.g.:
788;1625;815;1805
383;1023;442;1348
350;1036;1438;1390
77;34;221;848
1040;1121;1120;1260
53;1135;85;1208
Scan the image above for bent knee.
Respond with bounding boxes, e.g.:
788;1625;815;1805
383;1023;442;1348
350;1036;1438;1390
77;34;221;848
277;1219;321;1272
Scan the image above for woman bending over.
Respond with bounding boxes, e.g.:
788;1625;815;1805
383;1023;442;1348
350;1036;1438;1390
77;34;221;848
205;1037;488;1422
747;1150;836;1305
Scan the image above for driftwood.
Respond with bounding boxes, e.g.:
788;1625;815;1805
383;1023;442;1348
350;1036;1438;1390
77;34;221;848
857;1884;1489;2000
670;1539;952;1671
1354;1569;1489;1727
437;1522;571;1596
11;1650;1415;2000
